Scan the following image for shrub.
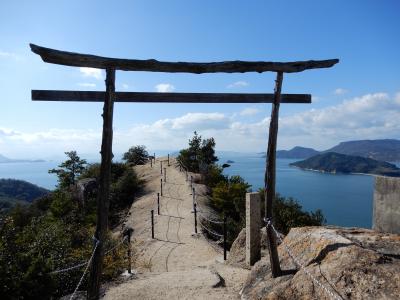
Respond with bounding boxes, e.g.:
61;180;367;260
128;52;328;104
258;188;326;234
122;145;149;165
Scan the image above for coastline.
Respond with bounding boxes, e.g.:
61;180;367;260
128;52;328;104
289;165;374;177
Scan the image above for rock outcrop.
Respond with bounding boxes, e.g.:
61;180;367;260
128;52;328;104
240;226;400;299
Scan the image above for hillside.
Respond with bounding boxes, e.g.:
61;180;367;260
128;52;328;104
276;146;320;159
325;139;400;161
290;152;400;177
0;178;49;203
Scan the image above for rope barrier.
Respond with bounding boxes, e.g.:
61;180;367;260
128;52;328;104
198;219;223;238
69;238;99;300
104;236;128;256
50;235;127;275
265;219;343;300
50;261;88;275
197;210;224;225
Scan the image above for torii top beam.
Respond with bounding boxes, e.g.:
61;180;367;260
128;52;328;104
30;44;339;74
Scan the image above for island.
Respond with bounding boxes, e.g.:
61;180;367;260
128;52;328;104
0;153;45;163
290;152;400;177
325;139;400;162
276;146;320;159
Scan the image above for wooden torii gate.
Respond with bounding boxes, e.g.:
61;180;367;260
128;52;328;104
30;44;338;300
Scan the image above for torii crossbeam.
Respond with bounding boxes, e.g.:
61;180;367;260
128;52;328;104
30;43;338;300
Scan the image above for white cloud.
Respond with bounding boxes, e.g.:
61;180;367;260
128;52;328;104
240;108;260;116
227;81;249;89
79;67;104;80
155;83;175;93
395;92;400;105
334;88;348;95
0;50;22;61
278;92;400;148
122;83;129;90
77;83;96;88
2;92;400;156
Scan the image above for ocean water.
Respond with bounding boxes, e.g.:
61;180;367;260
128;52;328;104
0;153;376;228
218;152;374;229
0;161;60;190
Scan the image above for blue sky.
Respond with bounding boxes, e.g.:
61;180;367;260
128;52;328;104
0;0;399;159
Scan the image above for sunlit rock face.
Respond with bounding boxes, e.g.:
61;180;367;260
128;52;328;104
240;226;400;300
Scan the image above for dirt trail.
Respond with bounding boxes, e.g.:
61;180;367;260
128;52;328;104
103;157;248;300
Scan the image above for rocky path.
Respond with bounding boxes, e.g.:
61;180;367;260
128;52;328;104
103;157;248;300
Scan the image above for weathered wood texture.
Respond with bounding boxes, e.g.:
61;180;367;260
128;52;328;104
88;68;115;300
31;90;311;103
265;72;283;277
30;44;339;73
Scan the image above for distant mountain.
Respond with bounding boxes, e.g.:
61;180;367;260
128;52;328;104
276;146;320;159
325;139;400;162
290;152;400;177
0;154;12;163
0;178;49;203
0;153;45;163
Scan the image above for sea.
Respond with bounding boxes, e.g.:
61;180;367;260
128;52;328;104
1;151;393;229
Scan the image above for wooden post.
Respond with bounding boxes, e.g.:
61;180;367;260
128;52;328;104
265;71;283;277
160;161;163;174
150;158;152;168
192;187;195;212
160;178;163;196
168;154;170;166
194;203;198;234
190;175;193;188
151;210;154;239
223;215;227;261
157;192;160;215
124;227;133;274
164;168;166;182
154;153;156;160
88;68;115;300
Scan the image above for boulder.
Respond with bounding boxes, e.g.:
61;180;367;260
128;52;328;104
75;178;97;205
227;227;271;269
241;226;400;300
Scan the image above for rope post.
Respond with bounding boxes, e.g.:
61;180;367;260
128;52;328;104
164;168;166;182
150;158;152;168
160;178;163;196
192;187;196;212
168;154;170;166
160;161;163;174
123;227;134;274
185;170;188;181
190;175;193;188
151;210;154;239
194;203;198;234
157;192;160;215
223;215;227;261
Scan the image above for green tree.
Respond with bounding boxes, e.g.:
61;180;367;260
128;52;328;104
258;189;326;234
49;151;87;189
122;145;149;165
200;137;218;166
177;132;218;173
